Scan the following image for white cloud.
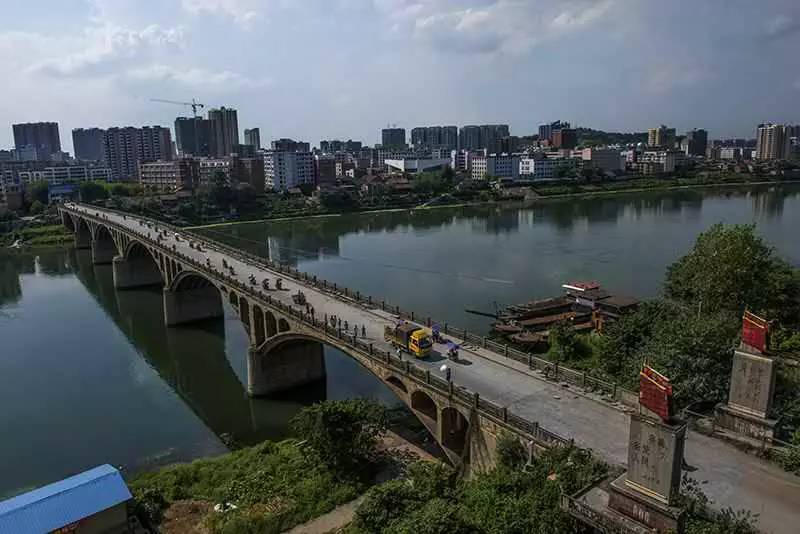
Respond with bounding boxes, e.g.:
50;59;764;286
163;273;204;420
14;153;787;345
125;64;272;90
30;24;185;78
377;0;618;56
181;0;263;29
764;14;800;39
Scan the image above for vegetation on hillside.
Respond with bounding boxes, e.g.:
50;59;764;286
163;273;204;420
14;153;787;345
130;399;388;534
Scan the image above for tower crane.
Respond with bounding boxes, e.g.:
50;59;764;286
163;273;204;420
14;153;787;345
150;98;205;118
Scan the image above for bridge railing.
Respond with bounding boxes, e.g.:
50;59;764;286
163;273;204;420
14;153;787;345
64;204;596;448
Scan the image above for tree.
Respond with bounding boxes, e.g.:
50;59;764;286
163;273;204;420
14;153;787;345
79;181;109;202
28;181;50;205
29;200;45;215
548;320;581;362
291;399;387;475
665;223;800;326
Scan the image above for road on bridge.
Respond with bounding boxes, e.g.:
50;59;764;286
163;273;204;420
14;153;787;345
67;204;800;533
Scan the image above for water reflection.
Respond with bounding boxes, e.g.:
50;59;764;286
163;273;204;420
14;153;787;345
68;248;327;447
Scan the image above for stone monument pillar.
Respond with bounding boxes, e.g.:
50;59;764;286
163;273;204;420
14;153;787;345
561;366;687;533
715;311;778;441
607;414;687;532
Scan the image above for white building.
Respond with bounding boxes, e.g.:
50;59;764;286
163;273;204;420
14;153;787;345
470;154;520;180
18;166;112;185
384;158;450;174
639;150;687;173
519;155;578;180
581;148;624;172
719;147;742;160
264;151;315;190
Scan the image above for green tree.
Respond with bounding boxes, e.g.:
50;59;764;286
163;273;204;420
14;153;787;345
291;399;387;475
548;321;581;362
29;200;45;215
665;223;800;326
28;181;50;205
79;181;110;202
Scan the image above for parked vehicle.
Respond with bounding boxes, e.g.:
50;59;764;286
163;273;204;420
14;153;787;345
384;323;432;358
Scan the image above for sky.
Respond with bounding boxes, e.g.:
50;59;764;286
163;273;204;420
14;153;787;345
1;0;799;153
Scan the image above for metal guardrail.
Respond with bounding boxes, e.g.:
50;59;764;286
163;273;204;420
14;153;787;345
64;203;582;449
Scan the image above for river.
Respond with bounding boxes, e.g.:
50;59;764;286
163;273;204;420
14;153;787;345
2;184;799;497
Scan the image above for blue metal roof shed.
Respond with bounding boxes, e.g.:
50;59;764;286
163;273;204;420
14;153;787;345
0;464;132;534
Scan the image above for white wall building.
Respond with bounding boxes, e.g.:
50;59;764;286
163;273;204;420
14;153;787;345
519;155;578;180
385;158;450;174
639;150;686;173
470;154;520;180
18;166;112;185
264;151;315;190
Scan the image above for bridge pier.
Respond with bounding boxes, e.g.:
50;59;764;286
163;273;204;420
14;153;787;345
163;286;223;326
247;340;326;397
113;256;163;289
91;238;117;265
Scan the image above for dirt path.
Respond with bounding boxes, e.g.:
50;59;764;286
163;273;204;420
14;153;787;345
284;431;437;534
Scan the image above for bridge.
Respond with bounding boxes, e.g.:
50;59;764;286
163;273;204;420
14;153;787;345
59;203;800;533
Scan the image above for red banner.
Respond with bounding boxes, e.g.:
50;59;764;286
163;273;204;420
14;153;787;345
639;366;673;421
742;310;769;354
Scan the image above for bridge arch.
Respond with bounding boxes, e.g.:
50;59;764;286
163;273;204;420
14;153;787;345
164;270;224;326
90;223;118;264
265;310;277;337
252;304;266;346
386;375;408;393
73;217;91;249
411;390;439;422
278;317;290;333
441;407;469;457
229;290;239;309
115;240;164;289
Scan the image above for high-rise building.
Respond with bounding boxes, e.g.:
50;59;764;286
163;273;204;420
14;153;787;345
756;123;791;160
103;126;172;181
381;128;406;148
208;107;239;157
538;120;567;142
12;122;61;159
458;126;481;150
174;117;212;157
458;124;509;152
551;127;577;149
410;126;458;151
271;138;310;152
244;128;261;150
264;151;315;190
684;129;708;157
72;128;105;162
647;125;676;148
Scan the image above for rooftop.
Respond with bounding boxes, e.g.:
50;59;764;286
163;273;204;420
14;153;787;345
0;464;132;534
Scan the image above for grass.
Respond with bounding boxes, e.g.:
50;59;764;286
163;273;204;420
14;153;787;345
1;224;73;248
129;439;368;534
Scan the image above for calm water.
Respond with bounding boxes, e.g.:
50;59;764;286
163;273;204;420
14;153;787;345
2;184;799;497
201;184;800;331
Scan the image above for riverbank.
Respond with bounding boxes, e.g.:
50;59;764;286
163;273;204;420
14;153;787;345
185;177;798;230
0;224;72;250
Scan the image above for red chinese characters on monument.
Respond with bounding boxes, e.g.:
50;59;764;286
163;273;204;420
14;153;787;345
639;366;673;422
742;310;769;354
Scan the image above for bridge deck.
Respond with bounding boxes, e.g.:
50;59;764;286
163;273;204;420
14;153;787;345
65;204;800;533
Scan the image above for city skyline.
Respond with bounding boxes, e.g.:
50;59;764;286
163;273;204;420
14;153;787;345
1;1;799;153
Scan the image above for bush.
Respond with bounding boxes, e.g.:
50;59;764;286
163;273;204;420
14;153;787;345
495;433;528;470
291;399;388;476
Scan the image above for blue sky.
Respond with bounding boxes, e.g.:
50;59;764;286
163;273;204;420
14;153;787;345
1;0;799;153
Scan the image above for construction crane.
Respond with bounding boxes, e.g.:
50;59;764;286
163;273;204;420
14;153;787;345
150;98;205;118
